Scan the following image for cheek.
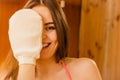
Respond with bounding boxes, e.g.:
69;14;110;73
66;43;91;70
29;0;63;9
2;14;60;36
47;31;57;41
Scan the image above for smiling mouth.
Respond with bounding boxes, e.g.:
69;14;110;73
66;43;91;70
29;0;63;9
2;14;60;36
42;43;51;48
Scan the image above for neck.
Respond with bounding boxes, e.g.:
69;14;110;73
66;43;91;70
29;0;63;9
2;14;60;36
36;57;62;76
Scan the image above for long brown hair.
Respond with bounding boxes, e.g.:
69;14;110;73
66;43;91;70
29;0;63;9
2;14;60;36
0;0;69;79
24;0;69;62
0;49;18;80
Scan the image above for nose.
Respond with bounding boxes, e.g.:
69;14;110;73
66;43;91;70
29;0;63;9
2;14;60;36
42;28;47;39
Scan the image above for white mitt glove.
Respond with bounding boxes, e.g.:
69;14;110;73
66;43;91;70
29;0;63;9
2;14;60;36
8;9;43;65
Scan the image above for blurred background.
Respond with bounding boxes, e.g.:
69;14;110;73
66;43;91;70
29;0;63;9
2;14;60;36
0;0;120;80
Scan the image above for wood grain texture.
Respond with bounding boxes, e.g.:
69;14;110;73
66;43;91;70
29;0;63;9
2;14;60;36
79;0;106;73
79;0;120;80
102;0;120;80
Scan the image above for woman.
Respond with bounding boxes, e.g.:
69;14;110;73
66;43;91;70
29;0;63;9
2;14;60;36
0;0;102;80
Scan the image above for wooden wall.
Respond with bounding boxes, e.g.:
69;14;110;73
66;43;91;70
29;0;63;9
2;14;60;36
63;0;80;57
0;0;27;66
102;0;120;79
79;0;120;80
1;0;120;80
79;0;106;74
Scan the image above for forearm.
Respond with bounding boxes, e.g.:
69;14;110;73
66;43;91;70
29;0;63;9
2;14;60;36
17;64;35;80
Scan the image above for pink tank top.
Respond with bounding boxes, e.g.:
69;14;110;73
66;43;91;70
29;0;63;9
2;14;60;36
61;61;72;80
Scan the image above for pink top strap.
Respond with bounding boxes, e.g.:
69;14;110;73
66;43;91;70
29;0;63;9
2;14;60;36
61;61;72;80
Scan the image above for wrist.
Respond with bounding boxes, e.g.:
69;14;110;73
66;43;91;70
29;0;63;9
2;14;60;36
17;56;36;65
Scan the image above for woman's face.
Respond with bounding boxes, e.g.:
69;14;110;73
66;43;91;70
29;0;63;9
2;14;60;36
32;5;58;59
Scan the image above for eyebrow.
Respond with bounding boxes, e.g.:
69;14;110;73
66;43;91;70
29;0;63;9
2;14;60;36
44;22;54;25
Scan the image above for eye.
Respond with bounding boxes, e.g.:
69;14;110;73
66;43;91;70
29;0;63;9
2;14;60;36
45;26;56;31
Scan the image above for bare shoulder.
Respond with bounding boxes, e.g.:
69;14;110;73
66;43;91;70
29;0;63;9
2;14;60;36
64;57;97;67
64;57;102;80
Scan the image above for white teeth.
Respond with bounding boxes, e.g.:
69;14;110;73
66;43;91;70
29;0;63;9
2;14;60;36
43;44;49;48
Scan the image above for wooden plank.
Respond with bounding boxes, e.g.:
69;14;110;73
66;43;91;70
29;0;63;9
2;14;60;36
79;0;106;74
79;0;120;80
0;0;26;4
102;0;120;80
57;0;80;5
62;0;81;57
57;0;81;57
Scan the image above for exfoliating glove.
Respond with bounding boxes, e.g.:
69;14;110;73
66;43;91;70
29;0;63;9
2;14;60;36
8;9;43;65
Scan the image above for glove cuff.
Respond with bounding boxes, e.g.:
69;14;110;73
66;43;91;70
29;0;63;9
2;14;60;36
17;56;36;65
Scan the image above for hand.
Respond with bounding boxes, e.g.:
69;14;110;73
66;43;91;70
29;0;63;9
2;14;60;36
8;9;43;65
